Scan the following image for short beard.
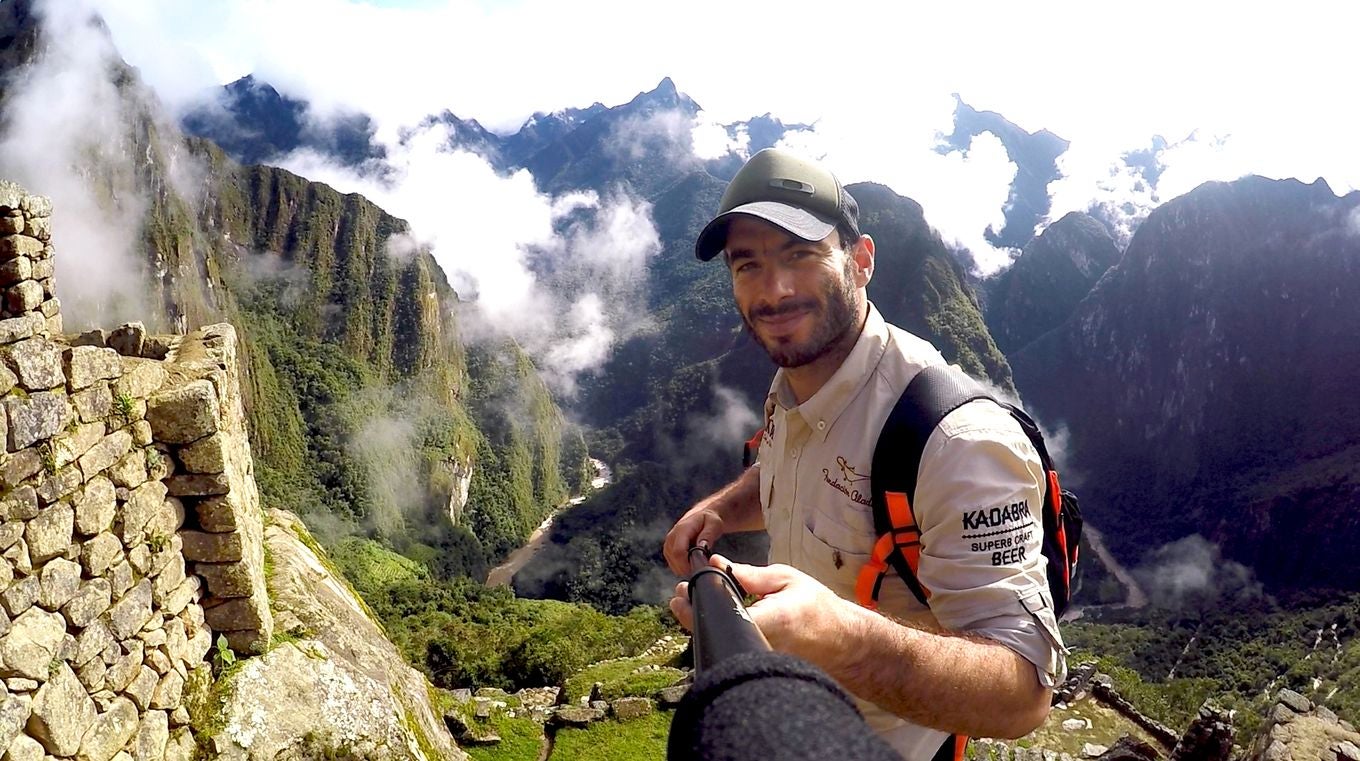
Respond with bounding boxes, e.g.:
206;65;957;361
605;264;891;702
743;259;861;368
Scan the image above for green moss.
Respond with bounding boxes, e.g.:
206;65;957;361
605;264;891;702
564;654;685;704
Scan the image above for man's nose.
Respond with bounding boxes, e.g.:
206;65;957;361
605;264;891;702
757;262;797;299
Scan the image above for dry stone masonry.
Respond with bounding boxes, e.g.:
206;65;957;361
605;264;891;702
0;181;271;760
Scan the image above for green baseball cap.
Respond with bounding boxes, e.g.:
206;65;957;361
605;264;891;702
695;148;860;261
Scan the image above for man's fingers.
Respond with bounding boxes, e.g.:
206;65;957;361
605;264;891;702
669;581;693;631
722;558;796;597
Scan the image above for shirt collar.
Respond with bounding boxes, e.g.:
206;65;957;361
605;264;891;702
768;303;890;440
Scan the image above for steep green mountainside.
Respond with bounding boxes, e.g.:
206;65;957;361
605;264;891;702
1012;176;1360;590
985;210;1122;354
0;1;583;584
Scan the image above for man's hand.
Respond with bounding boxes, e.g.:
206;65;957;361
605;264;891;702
670;555;860;673
662;467;765;577
663;507;726;577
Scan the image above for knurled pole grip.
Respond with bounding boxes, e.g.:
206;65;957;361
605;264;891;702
687;547;771;672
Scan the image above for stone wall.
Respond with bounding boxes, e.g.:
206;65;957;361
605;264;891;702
0;181;271;760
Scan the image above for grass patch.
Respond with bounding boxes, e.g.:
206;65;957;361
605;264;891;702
463;712;544;761
563;648;685;704
551;712;672;761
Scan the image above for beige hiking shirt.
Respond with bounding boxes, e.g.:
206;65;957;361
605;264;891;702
755;304;1067;759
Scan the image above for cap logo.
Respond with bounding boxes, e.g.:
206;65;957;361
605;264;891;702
770;178;815;195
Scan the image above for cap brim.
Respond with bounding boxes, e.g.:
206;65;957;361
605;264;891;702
694;201;838;261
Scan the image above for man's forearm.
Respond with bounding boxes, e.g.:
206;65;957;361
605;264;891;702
829;605;1049;739
704;464;765;533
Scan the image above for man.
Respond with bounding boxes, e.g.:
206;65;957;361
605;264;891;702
664;149;1066;759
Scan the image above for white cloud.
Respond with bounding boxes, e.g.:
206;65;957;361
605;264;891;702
87;0;1360;276
691;112;749;162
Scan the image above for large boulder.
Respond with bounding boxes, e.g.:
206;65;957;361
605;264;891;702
200;510;463;760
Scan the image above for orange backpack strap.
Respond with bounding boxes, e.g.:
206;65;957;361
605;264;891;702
932;733;968;761
860;365;989;610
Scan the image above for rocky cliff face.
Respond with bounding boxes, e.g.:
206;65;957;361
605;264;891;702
985;211;1122;355
0;181;461;760
1012;176;1360;589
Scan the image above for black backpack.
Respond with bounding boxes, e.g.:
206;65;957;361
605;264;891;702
856;364;1082;618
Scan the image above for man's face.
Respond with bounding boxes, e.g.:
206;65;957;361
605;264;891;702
724;216;864;368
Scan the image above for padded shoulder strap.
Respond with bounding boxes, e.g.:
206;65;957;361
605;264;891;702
870;365;993;604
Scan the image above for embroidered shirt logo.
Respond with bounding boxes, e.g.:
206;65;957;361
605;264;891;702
836;456;868;483
823;457;871;506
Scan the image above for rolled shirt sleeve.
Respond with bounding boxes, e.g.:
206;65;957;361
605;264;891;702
911;400;1068;687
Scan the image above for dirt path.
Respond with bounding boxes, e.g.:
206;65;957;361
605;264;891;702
484;459;611;588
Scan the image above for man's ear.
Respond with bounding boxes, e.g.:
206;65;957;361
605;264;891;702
852;235;875;287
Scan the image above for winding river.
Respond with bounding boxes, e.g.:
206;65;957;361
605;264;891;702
484;458;611;588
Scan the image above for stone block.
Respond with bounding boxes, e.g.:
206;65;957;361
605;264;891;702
105;642;143;693
70;330;107;349
81;533;122;578
178;433;228;474
127;545;151;575
4;733;43;761
0;236;41;261
76;477;116;536
29;257;52;280
144;647;170;675
28;663;96;756
0;522;17;552
150;670;183;710
0;694;32;753
0;606;65;680
107;324;146;358
0;257;30;286
610;696;653;721
129;420;152;447
165;473;229;497
202;595;268;632
0;575;39;617
1;485;37;520
76;656;108;692
0;215;18;235
0;314;42;346
1277;688;1311;713
147;498;183;542
108;449;147;489
110;561;134;600
123;665;157;711
146;380;217;445
79;695;139;761
0;338;62;390
2;281;41;314
63;346;121;392
552;706;605;728
140;336;174;360
54;421;105;469
194;561;253;598
44;312;61;337
37;557;81;610
74;621;114;669
1;536;30;576
108;581;153;640
134;710;169;761
38;295;58;315
61;578;111;629
112;359;166;400
4;391;68;451
151;555;186;607
24;502;73;563
194;495;238;533
78;430;133;481
180;530;242;562
119;481;169;547
221;628;268;655
34;466;82;504
161;577;199;617
0;365;14;396
19;195;50;218
72;383;113;424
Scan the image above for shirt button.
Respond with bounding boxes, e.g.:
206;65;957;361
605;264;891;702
817;421;826;431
